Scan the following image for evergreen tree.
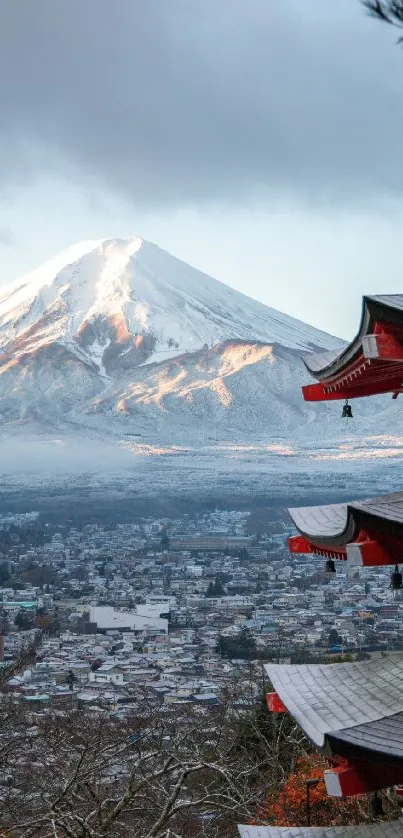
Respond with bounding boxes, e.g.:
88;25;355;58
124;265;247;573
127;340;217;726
67;670;76;691
213;576;225;596
160;530;170;552
14;610;33;631
328;628;343;647
0;562;10;585
0;609;9;635
218;628;257;660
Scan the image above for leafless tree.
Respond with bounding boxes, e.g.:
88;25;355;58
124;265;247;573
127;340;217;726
0;684;308;838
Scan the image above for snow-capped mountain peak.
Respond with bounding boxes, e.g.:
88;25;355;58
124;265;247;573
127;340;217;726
0;237;343;376
0;238;353;443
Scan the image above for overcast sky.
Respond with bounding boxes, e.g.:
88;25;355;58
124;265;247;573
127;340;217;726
1;0;403;338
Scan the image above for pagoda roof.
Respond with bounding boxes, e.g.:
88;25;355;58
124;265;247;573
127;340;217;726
288;490;403;566
329;711;403;759
265;656;403;753
238;825;403;838
302;295;403;401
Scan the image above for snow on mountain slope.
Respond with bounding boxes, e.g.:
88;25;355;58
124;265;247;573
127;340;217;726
84;341;325;440
0;237;363;444
0;238;343;379
83;339;402;445
3;237;403;486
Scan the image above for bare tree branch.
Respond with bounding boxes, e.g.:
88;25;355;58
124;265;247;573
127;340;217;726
363;1;403;28
0;681;309;838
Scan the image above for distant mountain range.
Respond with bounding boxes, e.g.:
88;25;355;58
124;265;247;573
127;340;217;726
0;237;399;448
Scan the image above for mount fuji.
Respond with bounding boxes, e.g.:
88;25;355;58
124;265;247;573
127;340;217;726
0;236;400;481
0;237;341;366
0;236;344;433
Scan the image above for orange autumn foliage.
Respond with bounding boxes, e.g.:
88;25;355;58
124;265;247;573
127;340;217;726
257;754;368;827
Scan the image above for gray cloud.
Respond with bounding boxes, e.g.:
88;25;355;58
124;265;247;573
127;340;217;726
0;0;402;208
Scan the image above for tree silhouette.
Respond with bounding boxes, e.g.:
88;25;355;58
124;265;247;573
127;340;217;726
0;562;10;585
160;529;170;552
206;576;225;598
0;609;9;635
218;628;257;660
363;1;403;30
14;610;33;631
328;628;343;647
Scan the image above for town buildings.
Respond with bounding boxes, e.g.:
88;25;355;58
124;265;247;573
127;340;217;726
0;500;401;715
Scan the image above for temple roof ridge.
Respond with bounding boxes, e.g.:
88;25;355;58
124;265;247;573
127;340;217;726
301;294;403;401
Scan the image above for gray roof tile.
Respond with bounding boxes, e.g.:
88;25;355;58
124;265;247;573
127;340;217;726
288;490;403;548
238;823;403;838
330;711;403;758
265;656;403;748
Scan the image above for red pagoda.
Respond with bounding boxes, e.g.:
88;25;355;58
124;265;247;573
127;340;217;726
287;491;403;568
266;656;403;796
301;295;403;402
263;294;403;812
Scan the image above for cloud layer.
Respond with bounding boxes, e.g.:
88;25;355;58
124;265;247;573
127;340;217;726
1;0;402;208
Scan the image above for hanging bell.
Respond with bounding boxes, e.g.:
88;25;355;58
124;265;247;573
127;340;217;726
325;559;336;574
342;399;353;418
391;564;403;590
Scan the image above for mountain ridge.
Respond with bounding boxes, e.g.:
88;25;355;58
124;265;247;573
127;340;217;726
0;237;343;372
0;237;352;441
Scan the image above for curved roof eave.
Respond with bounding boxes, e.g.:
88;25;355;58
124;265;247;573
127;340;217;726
265;655;403;750
302;296;371;380
288;502;357;548
288;491;403;547
302;295;403;381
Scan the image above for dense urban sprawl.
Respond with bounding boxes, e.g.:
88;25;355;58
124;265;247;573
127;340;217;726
0;506;400;713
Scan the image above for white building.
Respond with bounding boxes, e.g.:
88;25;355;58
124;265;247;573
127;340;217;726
90;606;168;635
